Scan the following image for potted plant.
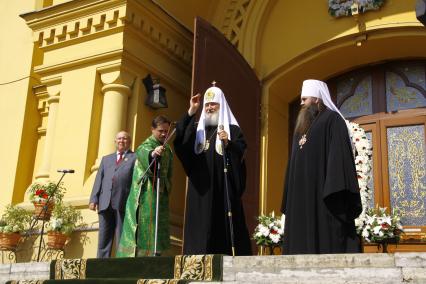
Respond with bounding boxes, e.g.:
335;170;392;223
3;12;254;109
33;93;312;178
46;202;83;249
357;206;404;252
0;204;32;250
27;180;65;220
252;212;285;255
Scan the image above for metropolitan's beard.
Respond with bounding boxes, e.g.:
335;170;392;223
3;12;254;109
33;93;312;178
294;103;323;135
204;111;219;127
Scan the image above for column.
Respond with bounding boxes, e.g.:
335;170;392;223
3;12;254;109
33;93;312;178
91;69;132;172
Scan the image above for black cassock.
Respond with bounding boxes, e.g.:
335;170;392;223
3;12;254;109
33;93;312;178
281;109;362;254
174;113;252;255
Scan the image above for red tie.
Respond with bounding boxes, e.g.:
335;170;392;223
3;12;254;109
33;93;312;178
116;152;123;165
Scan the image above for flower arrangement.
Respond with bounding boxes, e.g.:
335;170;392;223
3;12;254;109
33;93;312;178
47;202;83;236
346;121;373;231
0;204;32;234
27;180;65;203
253;212;285;246
328;0;385;18
359;206;403;243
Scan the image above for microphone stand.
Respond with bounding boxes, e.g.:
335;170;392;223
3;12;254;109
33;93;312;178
219;125;236;257
153;156;161;256
25;171;72;262
152;127;175;256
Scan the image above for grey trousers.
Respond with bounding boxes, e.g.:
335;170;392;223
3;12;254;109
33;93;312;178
97;206;125;258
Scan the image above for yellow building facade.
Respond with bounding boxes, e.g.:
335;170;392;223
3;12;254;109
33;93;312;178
1;0;425;258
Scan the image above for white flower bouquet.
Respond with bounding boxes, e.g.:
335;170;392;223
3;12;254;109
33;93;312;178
346;121;373;230
359;206;403;243
46;202;83;235
253;212;285;246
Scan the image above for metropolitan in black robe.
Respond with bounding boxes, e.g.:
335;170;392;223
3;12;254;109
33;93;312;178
174;113;252;255
281;108;362;254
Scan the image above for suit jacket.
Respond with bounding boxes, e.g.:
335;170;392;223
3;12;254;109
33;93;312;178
90;151;136;212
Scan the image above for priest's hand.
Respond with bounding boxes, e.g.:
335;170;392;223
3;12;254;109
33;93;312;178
188;93;201;116
152;145;165;158
218;129;229;146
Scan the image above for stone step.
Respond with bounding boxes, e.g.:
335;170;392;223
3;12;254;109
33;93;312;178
0;262;49;284
1;253;425;284
218;253;426;283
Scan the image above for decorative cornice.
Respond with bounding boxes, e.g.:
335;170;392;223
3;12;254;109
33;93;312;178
20;0;127;49
22;0;192;80
124;0;193;69
34;49;123;76
33;85;49;115
32;76;62;135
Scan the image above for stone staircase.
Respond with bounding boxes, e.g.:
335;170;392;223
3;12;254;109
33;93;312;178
1;253;425;284
200;253;426;284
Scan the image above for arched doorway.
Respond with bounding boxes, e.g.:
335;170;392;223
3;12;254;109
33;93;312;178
287;60;426;251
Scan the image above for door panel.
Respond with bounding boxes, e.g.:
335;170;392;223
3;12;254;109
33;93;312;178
380;115;426;231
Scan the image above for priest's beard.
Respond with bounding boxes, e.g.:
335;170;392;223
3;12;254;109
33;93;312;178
294;102;325;135
204;111;219;126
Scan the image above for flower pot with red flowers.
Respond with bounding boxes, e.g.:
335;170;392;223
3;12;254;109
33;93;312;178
27;180;65;220
0;204;32;251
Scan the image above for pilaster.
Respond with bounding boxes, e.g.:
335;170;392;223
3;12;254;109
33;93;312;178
34;77;62;181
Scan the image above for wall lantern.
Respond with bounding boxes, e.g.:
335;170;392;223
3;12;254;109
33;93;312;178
142;74;168;109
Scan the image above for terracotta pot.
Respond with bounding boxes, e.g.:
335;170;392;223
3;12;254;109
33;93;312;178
47;231;68;249
33;201;54;220
0;232;21;250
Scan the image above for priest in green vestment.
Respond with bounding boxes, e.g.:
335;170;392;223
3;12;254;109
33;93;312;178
117;115;173;257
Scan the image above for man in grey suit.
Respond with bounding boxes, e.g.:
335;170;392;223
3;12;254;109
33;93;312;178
89;131;136;258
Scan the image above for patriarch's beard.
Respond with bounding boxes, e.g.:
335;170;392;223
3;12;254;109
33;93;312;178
204;111;219;126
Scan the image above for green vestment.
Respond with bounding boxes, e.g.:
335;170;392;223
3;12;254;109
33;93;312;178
116;135;173;257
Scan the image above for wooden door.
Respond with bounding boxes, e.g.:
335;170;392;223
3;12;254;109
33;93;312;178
192;17;261;253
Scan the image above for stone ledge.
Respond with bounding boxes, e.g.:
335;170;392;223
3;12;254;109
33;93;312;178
10;262;50;273
0;264;11;278
234;268;402;282
226;253;395;269
402;267;426;282
395;252;426;267
0;262;49;284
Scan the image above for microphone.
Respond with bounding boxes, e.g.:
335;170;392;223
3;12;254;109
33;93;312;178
57;169;75;173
